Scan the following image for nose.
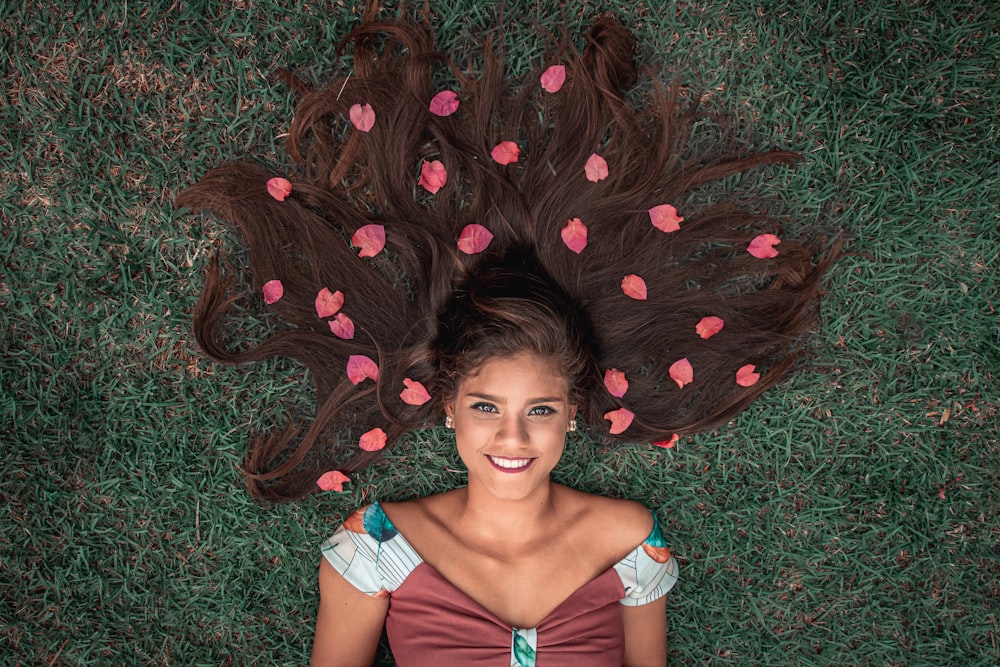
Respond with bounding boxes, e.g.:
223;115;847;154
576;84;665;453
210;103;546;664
495;412;529;448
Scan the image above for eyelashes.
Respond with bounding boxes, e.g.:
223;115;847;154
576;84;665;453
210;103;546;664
468;403;558;416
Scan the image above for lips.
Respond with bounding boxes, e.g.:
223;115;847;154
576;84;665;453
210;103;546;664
486;455;535;473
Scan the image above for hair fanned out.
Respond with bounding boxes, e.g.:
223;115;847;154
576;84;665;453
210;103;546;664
177;10;839;501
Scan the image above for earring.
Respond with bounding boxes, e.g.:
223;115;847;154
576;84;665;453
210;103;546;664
568;420;577;432
445;416;454;428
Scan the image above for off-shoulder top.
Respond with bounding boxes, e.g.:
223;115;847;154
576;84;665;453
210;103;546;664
321;501;678;667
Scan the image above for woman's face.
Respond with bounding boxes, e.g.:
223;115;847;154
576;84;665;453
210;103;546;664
446;351;577;501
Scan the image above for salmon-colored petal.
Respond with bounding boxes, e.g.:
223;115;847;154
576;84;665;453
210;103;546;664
695;316;725;339
669;358;693;388
328;312;355;340
316;470;350;492
747;233;781;258
400;378;432;405
262;279;283;304
315;287;344;318
648;204;683;233
621;274;647;300
604;407;635;435
346;355;379;384
266;177;292;201
540;64;566;93
560;217;588;254
351;224;386;258
642;543;673;563
603;368;629;398
736;364;761;387
584;153;609;182
490;140;520;165
418;159;448;194
343;508;367;532
429;90;460;116
457;224;494;254
359;427;388;452
349;103;375;132
652;433;679;449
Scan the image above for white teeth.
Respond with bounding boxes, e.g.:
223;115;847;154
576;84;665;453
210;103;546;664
488;456;531;469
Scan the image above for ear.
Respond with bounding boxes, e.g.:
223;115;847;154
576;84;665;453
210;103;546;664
444;401;455;418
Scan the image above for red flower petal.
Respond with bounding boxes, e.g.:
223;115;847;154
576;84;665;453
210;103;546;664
540;64;566;93
560;217;588;254
604;407;635;435
351;224;386;258
457;224;494;254
736;364;761;387
262;279;283;304
603;368;629;397
358;427;388;452
653;433;679;449
669;358;693;388
349;103;375;132
648;204;683;233
346;355;379;385
490;140;520;165
621;274;647;300
316;470;350;492
328;312;355;339
747;233;781;259
266;177;292;201
400;378;432;406
584;153;609;182
315;287;344;318
418;159;448;194
429;90;460;116
695;316;725;339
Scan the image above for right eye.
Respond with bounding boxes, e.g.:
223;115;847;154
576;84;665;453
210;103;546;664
470;402;498;414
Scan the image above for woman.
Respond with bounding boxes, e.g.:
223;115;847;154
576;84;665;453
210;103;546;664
177;6;836;666
312;257;678;665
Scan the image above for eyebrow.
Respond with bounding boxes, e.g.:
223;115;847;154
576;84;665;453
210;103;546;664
466;392;565;404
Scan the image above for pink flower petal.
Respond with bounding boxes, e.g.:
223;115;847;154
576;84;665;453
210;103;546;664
603;368;629;398
747;233;781;259
351;224;386;258
540;64;566;93
584;153;609;182
669;358;693;389
346;355;379;385
648;204;683;233
266;177;292;201
349;103;375;132
400;378;432;405
560;217;588;254
316;470;350;492
653;434;679;449
315;287;344;319
604;407;635;435
358;427;388;452
328;312;355;340
736;364;761;387
621;274;647;300
457;224;494;254
418;159;448;194
262;279;283;304
695;316;725;339
429;90;460;116
490;140;520;165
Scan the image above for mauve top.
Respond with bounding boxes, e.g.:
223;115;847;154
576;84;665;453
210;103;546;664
321;502;678;667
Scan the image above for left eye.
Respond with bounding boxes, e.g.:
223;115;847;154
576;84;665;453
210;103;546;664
528;406;555;416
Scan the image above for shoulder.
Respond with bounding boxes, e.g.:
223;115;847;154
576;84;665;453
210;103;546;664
555;486;656;559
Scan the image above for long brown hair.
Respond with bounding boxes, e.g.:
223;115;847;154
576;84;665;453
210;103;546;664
177;10;839;501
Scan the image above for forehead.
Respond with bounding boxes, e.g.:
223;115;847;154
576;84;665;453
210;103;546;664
458;352;569;397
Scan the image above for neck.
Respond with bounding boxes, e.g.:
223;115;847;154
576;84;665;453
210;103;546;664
455;479;559;548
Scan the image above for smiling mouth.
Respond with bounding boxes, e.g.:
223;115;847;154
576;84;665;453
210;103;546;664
486;455;535;473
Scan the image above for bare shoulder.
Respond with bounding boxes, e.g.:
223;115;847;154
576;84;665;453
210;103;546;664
555;486;654;556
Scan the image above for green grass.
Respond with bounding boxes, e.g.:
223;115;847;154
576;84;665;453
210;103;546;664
2;0;997;665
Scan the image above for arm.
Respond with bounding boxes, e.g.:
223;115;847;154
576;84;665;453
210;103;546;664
311;558;389;667
622;595;667;667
